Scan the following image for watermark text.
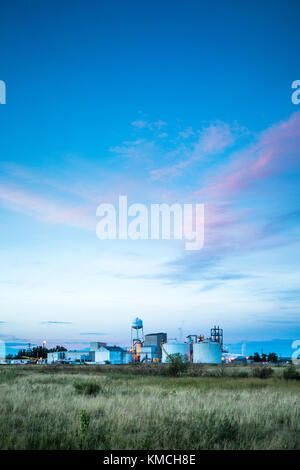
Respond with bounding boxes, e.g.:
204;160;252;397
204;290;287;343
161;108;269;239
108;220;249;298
0;80;6;104
96;196;204;251
291;80;300;104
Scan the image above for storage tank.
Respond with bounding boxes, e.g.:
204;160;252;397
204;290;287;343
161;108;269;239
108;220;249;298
162;342;188;363
192;341;222;364
132;317;143;329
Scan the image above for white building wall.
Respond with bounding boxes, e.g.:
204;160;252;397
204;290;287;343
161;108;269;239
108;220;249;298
47;352;63;363
94;348;126;364
95;349;110;364
65;351;91;362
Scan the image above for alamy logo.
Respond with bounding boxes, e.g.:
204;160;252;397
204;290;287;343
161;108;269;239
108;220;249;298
96;196;204;250
291;80;300;105
0;80;6;104
291;340;300;365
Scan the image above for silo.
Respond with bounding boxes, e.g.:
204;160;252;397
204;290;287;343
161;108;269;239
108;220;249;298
192;341;222;364
162;342;188;363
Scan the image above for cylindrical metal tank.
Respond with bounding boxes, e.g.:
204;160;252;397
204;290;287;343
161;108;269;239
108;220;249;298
192;341;222;364
162;342;188;363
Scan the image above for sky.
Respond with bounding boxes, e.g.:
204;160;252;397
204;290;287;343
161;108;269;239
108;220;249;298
0;0;300;356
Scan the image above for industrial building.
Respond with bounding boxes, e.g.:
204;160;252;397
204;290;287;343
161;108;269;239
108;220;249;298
46;318;224;365
90;342;107;351
47;350;93;364
47;351;66;363
64;350;93;362
143;332;167;362
222;353;248;365
94;346;132;364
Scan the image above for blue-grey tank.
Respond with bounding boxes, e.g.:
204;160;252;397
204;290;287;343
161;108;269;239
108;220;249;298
192;341;222;363
162;342;188;363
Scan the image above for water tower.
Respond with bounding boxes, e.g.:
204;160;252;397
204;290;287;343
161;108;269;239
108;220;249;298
131;317;144;362
131;317;144;344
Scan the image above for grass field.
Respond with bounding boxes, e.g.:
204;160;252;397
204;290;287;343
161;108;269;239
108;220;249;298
0;364;299;450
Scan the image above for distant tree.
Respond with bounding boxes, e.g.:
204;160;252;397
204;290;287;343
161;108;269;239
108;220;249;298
267;352;278;363
14;345;67;359
16;346;46;359
48;346;67;353
261;353;267;362
253;352;261;362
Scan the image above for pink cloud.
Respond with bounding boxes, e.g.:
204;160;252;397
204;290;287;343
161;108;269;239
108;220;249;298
183;112;300;255
0;184;94;230
199;111;300;198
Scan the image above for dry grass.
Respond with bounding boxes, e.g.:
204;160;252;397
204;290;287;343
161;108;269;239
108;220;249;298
0;365;299;450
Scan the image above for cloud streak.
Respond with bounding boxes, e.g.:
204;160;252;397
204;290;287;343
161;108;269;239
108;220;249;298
151;122;243;180
197;111;300;198
0;183;94;230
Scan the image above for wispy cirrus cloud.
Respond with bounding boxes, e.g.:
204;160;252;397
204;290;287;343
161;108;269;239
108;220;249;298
171;112;300;271
0;183;94;230
197;111;300;199
150;121;244;180
0;112;299;268
110;139;157;161
131;119;167;130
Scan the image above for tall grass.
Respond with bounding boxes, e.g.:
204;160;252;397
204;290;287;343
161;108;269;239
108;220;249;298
0;365;299;450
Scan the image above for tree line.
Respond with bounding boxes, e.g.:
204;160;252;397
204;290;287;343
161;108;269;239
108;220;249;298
249;352;278;363
6;345;67;360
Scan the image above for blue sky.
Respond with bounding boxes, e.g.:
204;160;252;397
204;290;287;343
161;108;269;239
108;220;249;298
0;0;300;356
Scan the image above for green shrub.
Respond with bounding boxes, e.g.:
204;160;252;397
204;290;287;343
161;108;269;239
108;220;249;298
165;353;189;377
73;380;101;395
283;365;300;381
80;409;90;438
252;366;273;379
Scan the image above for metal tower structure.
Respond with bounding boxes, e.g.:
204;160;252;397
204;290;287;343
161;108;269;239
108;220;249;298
210;325;223;348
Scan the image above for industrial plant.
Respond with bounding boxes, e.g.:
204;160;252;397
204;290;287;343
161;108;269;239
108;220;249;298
47;318;225;365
